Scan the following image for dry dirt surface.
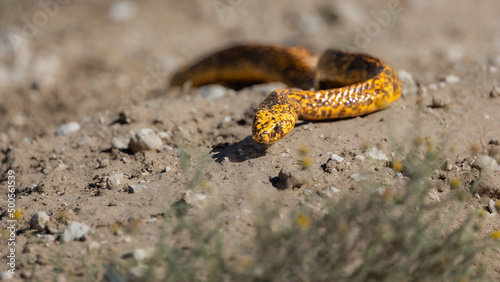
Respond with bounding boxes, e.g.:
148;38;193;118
0;0;500;280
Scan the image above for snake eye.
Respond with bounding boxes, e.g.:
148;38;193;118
273;124;283;134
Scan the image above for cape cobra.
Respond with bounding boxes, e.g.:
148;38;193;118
170;44;401;144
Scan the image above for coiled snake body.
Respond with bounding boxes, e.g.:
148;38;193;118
171;44;401;144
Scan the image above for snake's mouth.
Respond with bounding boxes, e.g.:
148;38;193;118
254;125;281;144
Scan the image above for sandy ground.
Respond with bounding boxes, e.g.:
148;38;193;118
0;0;499;280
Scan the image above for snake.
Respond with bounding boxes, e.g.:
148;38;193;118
170;44;401;144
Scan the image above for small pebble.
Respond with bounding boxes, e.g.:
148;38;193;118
145;218;158;223
182;190;206;209
471;155;500;171
123;247;154;261
363;148;388;161
157;131;170;140
398;70;418;97
38;234;55;244
376;187;386;195
427;189;440;201
108;1;137;22
381;178;393;186
128;129;163;152
489;139;499;145
488;199;497;214
163;166;171;173
78;136;93;146
0;271;14;280
349;173;366;182
217;116;232;128
431;93;451;108
444;74;460;83
198;84;227;99
99;159;110;168
10;114;27;127
107;173;124;189
62;222;94;242
55;122;80;136
329;154;344;163
30;211;50;231
111;134;131;149
277;167;305;189
331;187;341;193
354;155;365;161
127;184;149;193
490;86;500;98
88;241;101;250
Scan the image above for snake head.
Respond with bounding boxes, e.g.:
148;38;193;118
252;105;297;144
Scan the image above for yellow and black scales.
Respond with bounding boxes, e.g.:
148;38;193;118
171;44;402;144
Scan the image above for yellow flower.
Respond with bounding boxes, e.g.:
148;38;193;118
448;177;462;189
492;230;500;240
111;222;123;235
13;208;24;220
299;145;310;156
391;160;403;172
202;180;211;190
301;157;312;169
238;254;253;268
296;214;311;229
478;209;487;217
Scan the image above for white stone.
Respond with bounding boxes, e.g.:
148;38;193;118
30;211;50;231
128;184;149;193
354;155;365;161
107;173;124;189
108;1;137;22
398;70;418;97
111;135;131;149
132;248;154;261
471;155;500;171
331;187;341;193
364;148;388;161
329;154;344;163
128;129;163;152
445;74;460;83
182;190;206;209
198;84;227;99
349;173;366;182
62;222;94;242
55;122;80;136
88;241;101;250
0;271;14;280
